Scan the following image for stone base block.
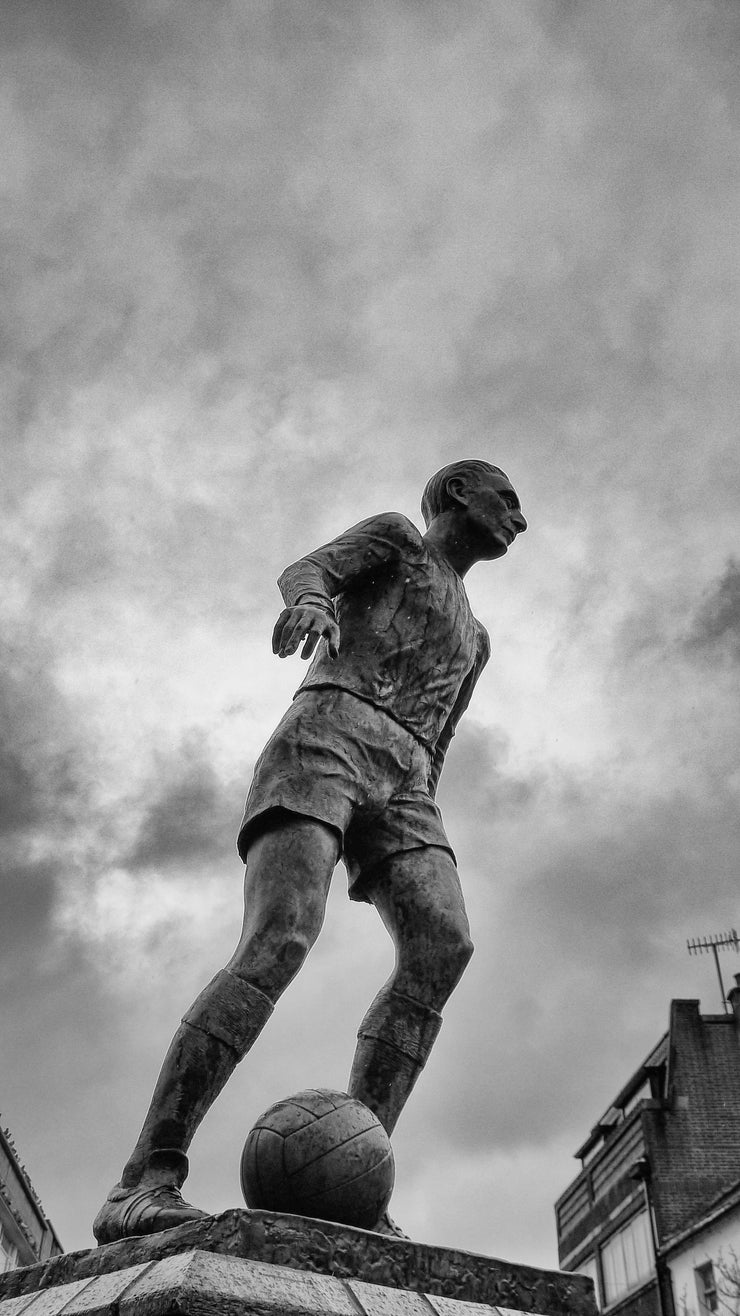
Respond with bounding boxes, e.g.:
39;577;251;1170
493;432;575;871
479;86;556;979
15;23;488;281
0;1209;595;1316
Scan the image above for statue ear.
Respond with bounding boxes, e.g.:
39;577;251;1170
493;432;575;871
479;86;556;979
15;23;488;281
445;475;469;508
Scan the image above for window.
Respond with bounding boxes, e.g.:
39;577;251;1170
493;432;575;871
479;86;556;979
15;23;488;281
695;1262;718;1314
601;1211;654;1306
622;1080;651;1117
591;1118;645;1202
558;1178;592;1235
577;1255;601;1310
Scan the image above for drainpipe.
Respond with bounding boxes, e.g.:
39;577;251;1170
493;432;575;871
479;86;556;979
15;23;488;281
630;1157;670;1316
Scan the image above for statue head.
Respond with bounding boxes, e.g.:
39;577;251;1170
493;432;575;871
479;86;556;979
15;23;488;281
421;460;511;527
421;459;526;563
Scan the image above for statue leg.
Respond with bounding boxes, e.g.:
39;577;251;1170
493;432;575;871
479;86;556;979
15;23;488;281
118;969;275;1192
348;846;473;1137
94;816;339;1243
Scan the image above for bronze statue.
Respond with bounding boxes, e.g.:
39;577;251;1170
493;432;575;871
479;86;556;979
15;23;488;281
93;459;527;1244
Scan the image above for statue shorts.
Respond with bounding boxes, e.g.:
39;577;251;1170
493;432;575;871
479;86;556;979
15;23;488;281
237;687;455;903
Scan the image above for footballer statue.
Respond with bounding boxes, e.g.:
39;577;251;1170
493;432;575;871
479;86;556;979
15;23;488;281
93;459;527;1244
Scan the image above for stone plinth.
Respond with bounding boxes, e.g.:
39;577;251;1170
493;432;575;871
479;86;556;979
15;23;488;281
0;1209;595;1316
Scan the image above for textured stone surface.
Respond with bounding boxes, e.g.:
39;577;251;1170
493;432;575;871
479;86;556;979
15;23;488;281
0;1210;594;1316
0;1298;41;1316
426;1299;513;1316
348;1278;436;1314
120;1252;360;1316
0;1249;594;1316
59;1263;154;1316
1;1279;95;1316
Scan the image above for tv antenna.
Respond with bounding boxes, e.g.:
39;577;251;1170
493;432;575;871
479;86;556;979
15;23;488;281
686;929;739;1013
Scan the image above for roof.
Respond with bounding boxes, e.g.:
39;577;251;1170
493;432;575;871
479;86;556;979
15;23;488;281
0;1121;63;1259
574;1032;668;1161
661;1176;740;1256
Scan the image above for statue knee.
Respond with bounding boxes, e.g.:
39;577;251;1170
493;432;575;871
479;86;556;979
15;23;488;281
274;927;315;981
228;920;316;1000
395;919;473;1006
444;925;474;982
421;919;474;1000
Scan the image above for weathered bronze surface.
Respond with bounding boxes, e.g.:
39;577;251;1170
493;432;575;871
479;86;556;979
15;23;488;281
240;1089;395;1228
94;462;529;1243
1;1210;594;1314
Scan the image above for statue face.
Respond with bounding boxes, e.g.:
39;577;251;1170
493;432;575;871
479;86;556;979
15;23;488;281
462;469;527;559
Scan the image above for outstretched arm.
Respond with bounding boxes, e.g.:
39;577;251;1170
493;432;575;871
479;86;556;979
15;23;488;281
271;512;421;662
272;603;340;661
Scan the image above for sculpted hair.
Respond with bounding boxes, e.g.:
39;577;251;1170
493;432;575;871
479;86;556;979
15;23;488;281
421;460;508;526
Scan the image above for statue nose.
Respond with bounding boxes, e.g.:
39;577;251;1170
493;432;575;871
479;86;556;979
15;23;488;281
512;510;527;533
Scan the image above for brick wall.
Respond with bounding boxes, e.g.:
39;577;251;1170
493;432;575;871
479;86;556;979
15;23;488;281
645;1001;740;1242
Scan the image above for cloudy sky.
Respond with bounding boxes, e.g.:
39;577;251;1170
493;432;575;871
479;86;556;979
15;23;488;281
1;0;739;1271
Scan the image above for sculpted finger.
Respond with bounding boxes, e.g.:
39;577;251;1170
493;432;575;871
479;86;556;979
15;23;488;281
279;618;309;657
272;610;293;654
327;622;340;660
300;630;320;660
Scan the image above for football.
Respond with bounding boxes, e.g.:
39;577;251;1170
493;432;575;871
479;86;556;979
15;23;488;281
240;1088;395;1230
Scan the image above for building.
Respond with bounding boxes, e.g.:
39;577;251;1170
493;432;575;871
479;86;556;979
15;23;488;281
0;1122;62;1271
554;975;740;1316
663;1179;740;1316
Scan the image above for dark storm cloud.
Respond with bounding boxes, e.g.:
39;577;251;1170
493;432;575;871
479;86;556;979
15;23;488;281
687;558;740;660
0;857;58;961
426;606;740;1164
28;484;262;634
0;940;140;1241
439;721;587;827
0;746;39;836
126;733;237;869
0;1;390;431
513;793;739;970
613;557;740;668
0;0;170;61
4;0;734;550
438;723;530;817
38;511;115;595
0;646;85;885
0;644;90;961
428;779;740;1159
0;645;86;832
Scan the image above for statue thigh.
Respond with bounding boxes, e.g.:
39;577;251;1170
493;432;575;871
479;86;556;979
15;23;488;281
227;811;341;1001
366;845;474;1010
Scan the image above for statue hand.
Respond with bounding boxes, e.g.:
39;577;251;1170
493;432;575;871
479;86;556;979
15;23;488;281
271;605;340;661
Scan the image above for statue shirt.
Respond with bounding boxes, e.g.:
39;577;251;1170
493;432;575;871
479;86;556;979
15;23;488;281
277;513;490;770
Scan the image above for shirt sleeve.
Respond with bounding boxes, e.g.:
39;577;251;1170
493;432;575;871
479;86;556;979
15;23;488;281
427;625;491;798
277;513;423;616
